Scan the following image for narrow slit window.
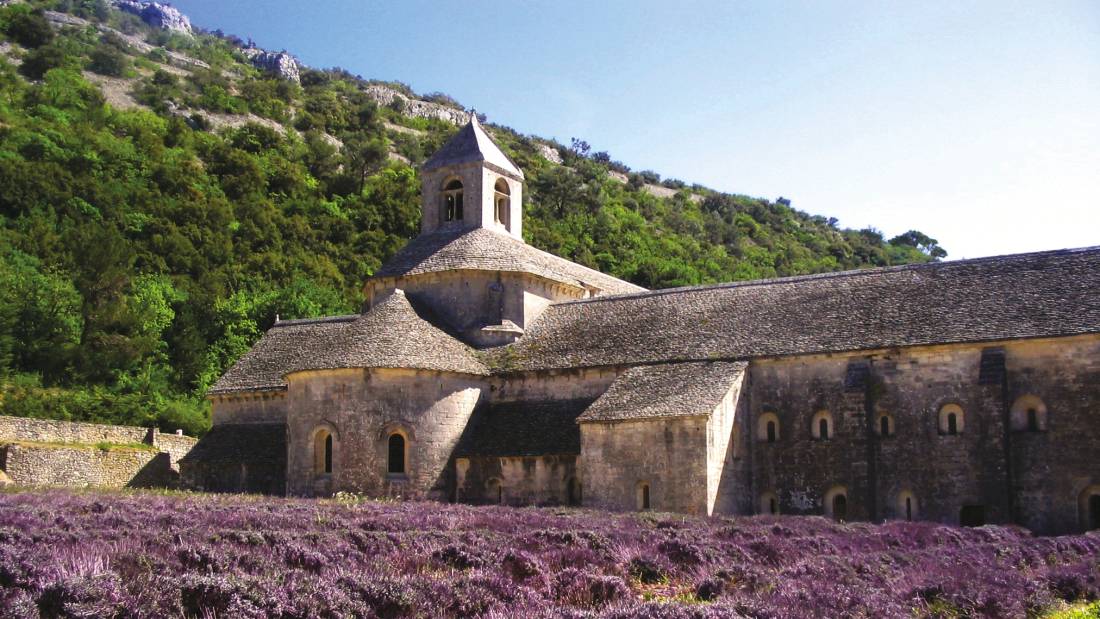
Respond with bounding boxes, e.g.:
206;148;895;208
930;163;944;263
324;434;332;474
1027;408;1039;432
767;421;777;443
387;433;406;474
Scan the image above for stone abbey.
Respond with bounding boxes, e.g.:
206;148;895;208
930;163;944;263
184;116;1100;535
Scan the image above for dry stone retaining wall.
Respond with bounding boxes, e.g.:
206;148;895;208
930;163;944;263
0;415;196;489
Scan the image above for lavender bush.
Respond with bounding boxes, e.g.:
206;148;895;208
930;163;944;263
0;489;1097;618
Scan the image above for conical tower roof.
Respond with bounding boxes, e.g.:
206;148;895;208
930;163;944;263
422;114;524;180
287;289;489;376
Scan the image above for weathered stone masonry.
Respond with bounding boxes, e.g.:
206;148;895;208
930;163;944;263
0;415;196;489
191;114;1100;534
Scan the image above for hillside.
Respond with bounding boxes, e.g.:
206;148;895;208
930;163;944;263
0;1;947;434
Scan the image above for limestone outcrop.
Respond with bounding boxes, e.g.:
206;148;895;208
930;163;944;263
113;1;192;35
242;48;301;84
363;85;469;125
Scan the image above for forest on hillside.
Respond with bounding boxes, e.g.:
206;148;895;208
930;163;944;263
0;1;947;434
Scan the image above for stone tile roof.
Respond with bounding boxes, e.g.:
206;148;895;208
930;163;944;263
290;289;489;376
579;362;747;422
208;291;488;395
455;398;596;457
422;115;525;180
208;316;356;395
490;247;1100;372
372;227;645;296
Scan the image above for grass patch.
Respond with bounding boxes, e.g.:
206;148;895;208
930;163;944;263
1;439;156;452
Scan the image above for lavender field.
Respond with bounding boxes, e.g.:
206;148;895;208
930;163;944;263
0;490;1097;618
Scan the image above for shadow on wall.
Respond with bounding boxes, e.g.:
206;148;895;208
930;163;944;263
127;452;178;488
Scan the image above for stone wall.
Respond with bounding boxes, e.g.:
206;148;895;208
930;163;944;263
210;391;287;425
456;455;578;506
283;367;484;499
580;416;712;515
743;334;1100;533
0;415;197;489
0;443;172;488
1003;336;1100;534
371;270;582;345
0;415;149;445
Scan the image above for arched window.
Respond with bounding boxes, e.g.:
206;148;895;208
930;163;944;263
760;492;779;515
1010;395;1047;432
387;433;406;475
443;179;464;221
811;410;834;440
757;412;781;443
896;491;917;521
636;481;651;510
824;486;848;521
1079;485;1100;531
878;413;894;437
486;478;503;505
938;404;965;435
567;477;581;506
493;178;510;226
313;428;333;475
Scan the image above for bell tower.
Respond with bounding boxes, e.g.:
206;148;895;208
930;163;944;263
419;114;525;241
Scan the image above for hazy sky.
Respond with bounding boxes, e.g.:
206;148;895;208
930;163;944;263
171;0;1100;260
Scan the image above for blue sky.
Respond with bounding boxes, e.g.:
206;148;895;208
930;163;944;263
171;0;1100;259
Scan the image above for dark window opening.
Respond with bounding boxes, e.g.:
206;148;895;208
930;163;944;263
880;416;891;437
1089;495;1100;531
497;484;503;504
769;498;778;514
642;484;650;510
832;494;847;521
567;478;581;506
387;433;405;474
1027;408;1040;432
960;505;986;527
323;434;332;474
819;418;830;440
766;421;777;443
947;413;958;435
905;497;913;521
443;180;464;221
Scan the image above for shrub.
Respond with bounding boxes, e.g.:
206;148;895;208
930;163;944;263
3;9;54;48
88;39;129;77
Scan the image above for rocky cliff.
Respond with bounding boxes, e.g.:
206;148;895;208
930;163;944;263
113;1;192;35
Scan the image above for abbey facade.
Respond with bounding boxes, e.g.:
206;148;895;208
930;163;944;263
183;116;1100;535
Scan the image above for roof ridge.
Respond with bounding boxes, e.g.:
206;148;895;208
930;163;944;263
553;245;1100;307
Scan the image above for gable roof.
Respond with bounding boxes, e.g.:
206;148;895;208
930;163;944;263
488;246;1100;372
455;398;596;457
579;362;747;422
371;227;645;296
422;115;524;180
